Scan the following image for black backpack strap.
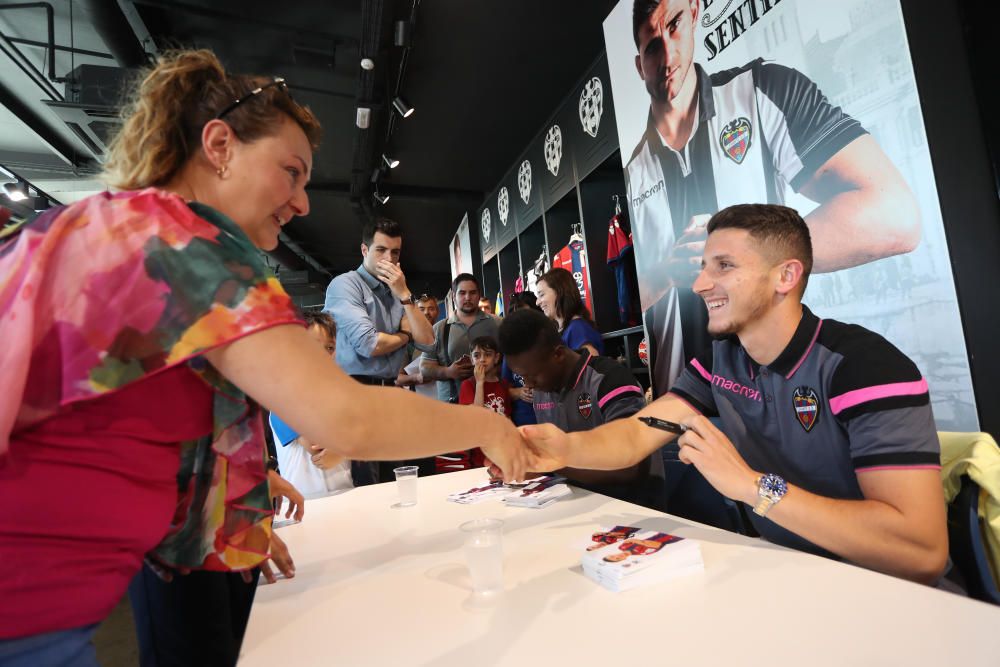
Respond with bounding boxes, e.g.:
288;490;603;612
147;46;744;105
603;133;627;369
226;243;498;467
441;320;459;400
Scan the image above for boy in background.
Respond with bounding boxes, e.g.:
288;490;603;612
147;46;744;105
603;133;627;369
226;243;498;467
269;311;354;497
437;336;512;472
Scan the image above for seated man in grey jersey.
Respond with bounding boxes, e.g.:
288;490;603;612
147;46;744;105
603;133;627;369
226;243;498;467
496;309;664;509
521;204;947;584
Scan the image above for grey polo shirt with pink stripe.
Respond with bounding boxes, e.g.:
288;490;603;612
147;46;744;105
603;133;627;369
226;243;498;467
669;306;939;557
533;351;663;507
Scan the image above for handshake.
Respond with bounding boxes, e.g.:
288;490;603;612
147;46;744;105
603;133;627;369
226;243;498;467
479;422;571;483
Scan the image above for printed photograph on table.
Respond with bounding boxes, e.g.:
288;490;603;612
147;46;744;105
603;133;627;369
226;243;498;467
602;0;977;429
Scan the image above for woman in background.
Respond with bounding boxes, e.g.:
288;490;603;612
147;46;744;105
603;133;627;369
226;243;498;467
535;267;604;357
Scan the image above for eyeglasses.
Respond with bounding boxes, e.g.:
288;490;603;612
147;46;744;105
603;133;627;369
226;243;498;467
214;77;291;120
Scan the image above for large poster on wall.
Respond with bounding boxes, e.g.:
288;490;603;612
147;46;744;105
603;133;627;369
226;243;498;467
450;213;473;281
603;0;977;429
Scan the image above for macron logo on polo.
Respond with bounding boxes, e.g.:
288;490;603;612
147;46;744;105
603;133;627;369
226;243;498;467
691;359;762;402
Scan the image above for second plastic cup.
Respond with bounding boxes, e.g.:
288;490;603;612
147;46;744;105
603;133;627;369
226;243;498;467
460;518;504;595
393;465;419;507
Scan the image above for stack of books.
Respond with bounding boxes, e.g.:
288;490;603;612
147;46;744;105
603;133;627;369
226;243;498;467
581;526;703;592
501;476;571;509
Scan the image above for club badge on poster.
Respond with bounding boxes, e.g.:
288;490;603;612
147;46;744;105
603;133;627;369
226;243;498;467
602;0;977;429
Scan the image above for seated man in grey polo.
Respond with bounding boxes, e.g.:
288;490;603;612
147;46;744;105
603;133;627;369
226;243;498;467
421;273;500;403
498;308;663;508
520;204;947;584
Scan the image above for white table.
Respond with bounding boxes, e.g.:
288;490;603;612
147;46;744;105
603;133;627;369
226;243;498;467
241;469;1000;666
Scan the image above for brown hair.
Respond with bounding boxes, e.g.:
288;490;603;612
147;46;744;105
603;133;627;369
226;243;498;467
103;49;322;190
303;310;336;339
707;204;814;293
539;267;593;328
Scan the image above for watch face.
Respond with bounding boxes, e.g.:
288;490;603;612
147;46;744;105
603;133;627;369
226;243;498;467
760;474;787;499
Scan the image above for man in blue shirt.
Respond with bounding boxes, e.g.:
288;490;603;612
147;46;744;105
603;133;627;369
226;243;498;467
324;218;434;385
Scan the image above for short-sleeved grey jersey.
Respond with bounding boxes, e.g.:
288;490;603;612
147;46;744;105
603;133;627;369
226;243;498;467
534;351;661;507
670;306;939;557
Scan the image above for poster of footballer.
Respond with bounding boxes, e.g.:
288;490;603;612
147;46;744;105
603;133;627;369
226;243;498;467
450;213;473;282
603;0;977;429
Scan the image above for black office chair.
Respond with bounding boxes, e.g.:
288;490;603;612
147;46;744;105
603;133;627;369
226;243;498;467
947;476;1000;605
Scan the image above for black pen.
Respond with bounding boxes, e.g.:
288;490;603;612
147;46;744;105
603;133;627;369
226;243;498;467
637;416;689;435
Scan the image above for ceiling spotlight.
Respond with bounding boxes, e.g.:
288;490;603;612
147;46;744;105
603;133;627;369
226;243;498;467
373;189;390;205
394;20;412;47
382;154;400;169
3;181;26;202
356;107;371;129
392;96;414;118
360;57;375;71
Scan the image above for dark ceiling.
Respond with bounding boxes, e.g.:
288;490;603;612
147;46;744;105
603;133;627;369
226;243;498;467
126;0;620;295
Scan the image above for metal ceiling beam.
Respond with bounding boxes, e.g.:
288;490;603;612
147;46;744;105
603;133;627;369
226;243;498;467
0;79;95;169
78;0;149;67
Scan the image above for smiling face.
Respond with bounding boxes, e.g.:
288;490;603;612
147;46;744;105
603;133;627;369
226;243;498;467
535;279;557;320
634;0;699;106
693;228;779;338
213;114;312;250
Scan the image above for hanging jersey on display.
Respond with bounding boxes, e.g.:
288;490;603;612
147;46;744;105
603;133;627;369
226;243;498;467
495;291;505;317
527;251;549;295
606;213;640;327
514;275;524;294
553;239;594;316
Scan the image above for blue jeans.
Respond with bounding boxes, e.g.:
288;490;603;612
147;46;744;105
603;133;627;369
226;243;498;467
0;624;99;667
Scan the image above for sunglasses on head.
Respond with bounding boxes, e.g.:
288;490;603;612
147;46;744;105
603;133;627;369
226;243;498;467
214;77;291;120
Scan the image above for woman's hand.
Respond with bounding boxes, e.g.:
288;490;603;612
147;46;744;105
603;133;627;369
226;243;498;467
268;469;304;521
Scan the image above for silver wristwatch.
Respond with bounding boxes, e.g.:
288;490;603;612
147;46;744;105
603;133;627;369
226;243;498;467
752;473;788;517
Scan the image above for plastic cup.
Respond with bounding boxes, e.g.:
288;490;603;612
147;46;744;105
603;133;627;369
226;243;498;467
393;465;419;507
460;518;504;595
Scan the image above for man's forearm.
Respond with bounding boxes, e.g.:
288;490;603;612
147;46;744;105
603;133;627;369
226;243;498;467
745;481;947;584
561;397;691;471
371;332;408;357
403;305;434;345
805;187;919;273
421;360;450;382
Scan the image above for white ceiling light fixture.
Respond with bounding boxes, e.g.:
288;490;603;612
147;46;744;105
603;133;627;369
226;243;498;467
373;188;390;205
382;154;400;169
360;58;375;71
392;96;414;118
3;181;27;202
356;107;372;129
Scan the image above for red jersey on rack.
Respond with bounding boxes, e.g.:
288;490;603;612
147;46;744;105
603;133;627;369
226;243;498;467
552;239;594;316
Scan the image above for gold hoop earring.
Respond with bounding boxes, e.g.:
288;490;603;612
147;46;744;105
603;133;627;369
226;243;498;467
216;164;229;178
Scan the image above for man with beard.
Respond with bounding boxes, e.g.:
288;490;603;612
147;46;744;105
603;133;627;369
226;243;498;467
520;204;947;585
421;274;500;404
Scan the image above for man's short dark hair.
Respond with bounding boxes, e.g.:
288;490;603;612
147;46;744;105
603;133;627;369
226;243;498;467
362;217;401;246
452;272;480;293
498;309;563;357
633;0;661;49
707;204;814;292
470;335;500;354
303;310;336;338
